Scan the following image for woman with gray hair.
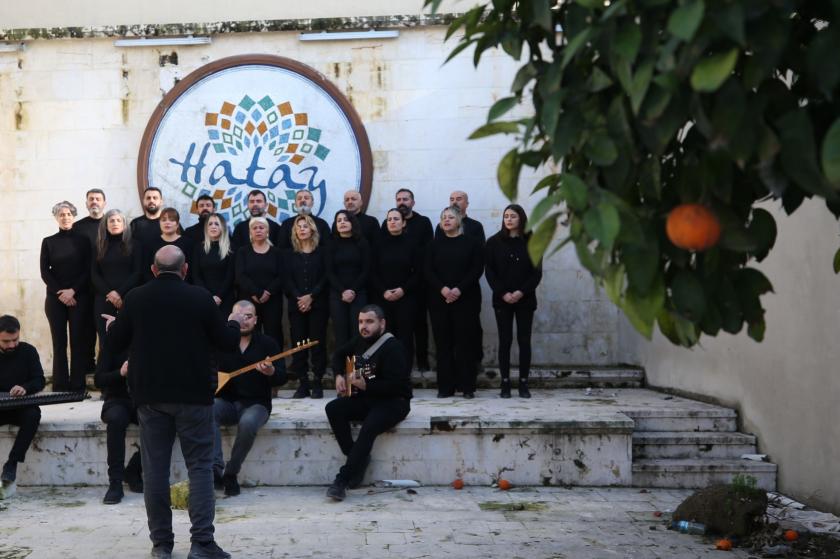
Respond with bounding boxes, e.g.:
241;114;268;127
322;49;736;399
425;205;484;399
39;201;92;391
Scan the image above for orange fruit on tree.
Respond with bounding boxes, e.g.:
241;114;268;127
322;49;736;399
452;479;464;490
783;529;799;541
498;479;512;490
715;538;733;551
666;204;721;251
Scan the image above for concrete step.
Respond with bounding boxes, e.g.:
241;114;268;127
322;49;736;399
623;407;737;432
632;431;757;459
632;459;777;490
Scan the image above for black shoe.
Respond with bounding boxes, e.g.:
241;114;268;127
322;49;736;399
500;380;512;399
437;390;454;398
293;385;310;399
103;480;124;504
187;540;231;559
326;478;348;501
213;470;224;491
311;385;324;399
348;455;371;489
463;392;475;399
222;474;240;497
1;461;16;483
518;380;532;399
150;543;173;559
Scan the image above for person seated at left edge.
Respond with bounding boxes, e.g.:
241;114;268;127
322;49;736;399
213;300;287;496
324;304;412;502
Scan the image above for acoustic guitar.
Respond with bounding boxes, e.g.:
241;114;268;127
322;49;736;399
216;339;319;395
342;355;376;397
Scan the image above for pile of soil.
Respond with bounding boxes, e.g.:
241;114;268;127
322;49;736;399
674;484;768;537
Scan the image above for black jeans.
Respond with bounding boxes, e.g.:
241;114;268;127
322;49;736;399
288;304;328;385
329;291;368;350
0;406;41;464
101;398;139;482
380;295;416;365
428;297;481;394
325;396;410;484
138;403;216;547
255;295;284;349
413;294;430;367
494;305;535;381
45;292;90;391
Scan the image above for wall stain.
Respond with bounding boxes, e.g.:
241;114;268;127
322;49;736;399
159;51;178;66
14;101;25;130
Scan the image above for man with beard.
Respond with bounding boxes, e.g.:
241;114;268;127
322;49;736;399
277;189;331;249
230;190;281;250
212;300;286;497
0;315;45;488
343;189;380;247
434;190;486;243
75;188;107;248
324;304;412;501
183;194;217;244
130;187;164;248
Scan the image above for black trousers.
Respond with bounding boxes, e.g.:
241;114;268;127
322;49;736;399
325;396;410;484
255;295;284;349
329;291;368;350
380;295;416;365
428;297;481;394
80;292;97;372
494;304;535;381
288;305;328;383
101;398;139;482
413;294;430;368
45;293;90;391
94;296;120;355
0;406;41;464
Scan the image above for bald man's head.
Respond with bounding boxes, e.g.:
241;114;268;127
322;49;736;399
232;300;257;335
152;245;187;278
343;190;362;214
449;191;469;214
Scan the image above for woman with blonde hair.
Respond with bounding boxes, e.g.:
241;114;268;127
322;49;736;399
283;215;328;398
91;209;142;351
192;213;236;317
235;216;284;346
40;201;91;391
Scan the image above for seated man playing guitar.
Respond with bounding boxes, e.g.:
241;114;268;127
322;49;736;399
213;300;287;496
325;304;412;501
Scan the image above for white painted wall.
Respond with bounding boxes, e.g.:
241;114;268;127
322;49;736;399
620;199;840;514
0;28;617;368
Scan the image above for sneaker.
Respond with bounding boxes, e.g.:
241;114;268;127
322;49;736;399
187;540;230;559
311;385;324;399
222;474;240;497
213;470;224;491
518;380;532;399
348;455;371;489
292;385;310;399
103;480;124;504
1;461;16;483
326;478;347;502
500;380;511;399
150;543;173;559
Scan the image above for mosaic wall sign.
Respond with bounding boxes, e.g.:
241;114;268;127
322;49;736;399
138;55;372;228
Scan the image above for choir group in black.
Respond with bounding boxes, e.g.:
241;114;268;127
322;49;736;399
1;185;543;517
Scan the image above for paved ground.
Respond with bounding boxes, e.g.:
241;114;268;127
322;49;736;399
0;485;752;558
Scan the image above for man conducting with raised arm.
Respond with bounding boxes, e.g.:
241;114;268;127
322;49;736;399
324;304;412;502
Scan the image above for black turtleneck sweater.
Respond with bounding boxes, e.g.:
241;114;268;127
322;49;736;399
130;215;161;249
371;233;421;296
484;232;543;310
424;234;484;301
39;229;91;295
355;213;381;248
192;241;235;300
183;216;209;244
235;245;284;298
384;211;433;250
74;216;102;249
326;236;370;293
92;235;142;297
0;342;45;394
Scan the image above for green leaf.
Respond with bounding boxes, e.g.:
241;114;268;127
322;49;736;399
714;2;745;45
639;156;662;200
833;247;840;274
584;133;619;166
511;63;538;93
559;173;589;211
532;173;561;194
524;0;553;33
589;67;614;92
444;39;475;64
671;269;706;321
583;202;621;250
822;118;840;186
623;244;659;294
575;0;603;8
614;23;642;65
469;121;520;139
776;110;835;198
622;274;666;339
488;96;519;122
604;263;626;305
806;28;840;98
747;208;777;262
690;49;739;93
497;148;521;200
747;319;766;342
552;111;584;162
667;0;705;41
629;60;655;115
528;192;562;231
562;29;593;69
528;214;558;264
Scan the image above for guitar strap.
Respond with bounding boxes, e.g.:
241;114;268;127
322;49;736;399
361;332;394;361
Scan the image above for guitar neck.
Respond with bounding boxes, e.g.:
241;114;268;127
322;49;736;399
224;341;318;380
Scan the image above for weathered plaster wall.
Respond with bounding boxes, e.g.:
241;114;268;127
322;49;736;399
0;28;619;368
619;199;840;514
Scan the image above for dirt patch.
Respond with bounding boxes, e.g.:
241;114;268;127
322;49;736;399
479;501;548;512
674;485;767;537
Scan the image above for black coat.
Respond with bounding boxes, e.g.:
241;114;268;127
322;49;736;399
106;274;240;406
484;232;543;310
